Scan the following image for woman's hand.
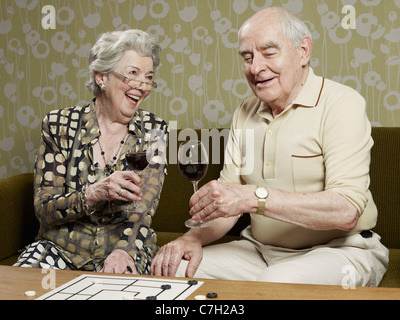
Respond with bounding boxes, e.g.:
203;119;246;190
85;170;142;206
100;249;137;274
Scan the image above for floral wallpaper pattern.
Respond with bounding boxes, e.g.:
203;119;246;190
0;0;399;178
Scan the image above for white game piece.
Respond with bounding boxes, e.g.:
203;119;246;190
122;294;135;300
92;279;103;284
24;290;36;297
194;295;206;300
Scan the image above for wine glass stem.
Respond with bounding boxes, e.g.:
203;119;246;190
192;181;199;193
131;170;140;210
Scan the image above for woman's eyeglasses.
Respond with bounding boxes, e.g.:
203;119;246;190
110;71;158;89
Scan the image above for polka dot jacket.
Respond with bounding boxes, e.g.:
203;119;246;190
33;100;169;274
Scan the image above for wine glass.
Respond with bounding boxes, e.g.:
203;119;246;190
126;137;149;213
178;140;212;228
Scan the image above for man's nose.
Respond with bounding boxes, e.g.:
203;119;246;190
250;52;267;75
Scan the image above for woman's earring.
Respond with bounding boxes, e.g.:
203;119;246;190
99;82;106;91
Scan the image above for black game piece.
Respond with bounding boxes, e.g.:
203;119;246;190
206;292;218;299
187;280;198;285
146;296;157;300
161;284;171;290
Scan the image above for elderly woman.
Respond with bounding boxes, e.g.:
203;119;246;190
13;29;168;275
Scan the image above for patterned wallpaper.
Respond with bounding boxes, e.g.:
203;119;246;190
0;0;399;178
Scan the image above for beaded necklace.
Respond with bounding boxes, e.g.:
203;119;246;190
97;130;129;176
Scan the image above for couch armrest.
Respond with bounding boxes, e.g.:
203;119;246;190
0;173;38;262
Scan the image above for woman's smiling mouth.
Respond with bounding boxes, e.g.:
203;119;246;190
126;92;141;105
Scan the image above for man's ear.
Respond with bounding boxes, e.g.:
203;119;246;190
300;36;312;67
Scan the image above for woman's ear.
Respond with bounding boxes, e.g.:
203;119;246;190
94;71;106;87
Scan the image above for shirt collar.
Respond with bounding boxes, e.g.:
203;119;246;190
80;99;144;148
256;68;325;120
292;68;325;108
80;100;99;147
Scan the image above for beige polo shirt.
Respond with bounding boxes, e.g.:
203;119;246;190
220;68;377;249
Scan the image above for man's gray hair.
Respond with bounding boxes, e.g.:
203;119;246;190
239;7;312;49
277;8;312;48
86;29;161;97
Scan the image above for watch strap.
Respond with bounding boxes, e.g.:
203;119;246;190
256;198;266;215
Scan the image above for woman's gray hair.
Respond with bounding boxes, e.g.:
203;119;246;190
86;29;161;96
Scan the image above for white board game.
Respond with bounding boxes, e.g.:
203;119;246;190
36;274;203;300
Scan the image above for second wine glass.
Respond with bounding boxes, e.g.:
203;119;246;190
126;137;149;213
178;140;212;228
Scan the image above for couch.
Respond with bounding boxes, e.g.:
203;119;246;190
1;128;399;287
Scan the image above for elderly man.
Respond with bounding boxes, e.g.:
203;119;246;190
151;7;388;286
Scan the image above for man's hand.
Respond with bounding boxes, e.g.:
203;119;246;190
151;235;203;278
189;180;256;223
100;249;137;274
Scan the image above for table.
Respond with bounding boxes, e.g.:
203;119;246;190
1;265;400;300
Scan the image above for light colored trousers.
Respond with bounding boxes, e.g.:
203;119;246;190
176;227;389;287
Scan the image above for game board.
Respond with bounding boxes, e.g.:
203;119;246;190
36;274;203;300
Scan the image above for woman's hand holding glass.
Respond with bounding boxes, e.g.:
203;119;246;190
84;171;142;207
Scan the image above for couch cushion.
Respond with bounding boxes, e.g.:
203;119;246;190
379;249;400;288
370;128;400;249
0;254;19;266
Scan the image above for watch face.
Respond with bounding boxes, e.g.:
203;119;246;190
256;187;268;198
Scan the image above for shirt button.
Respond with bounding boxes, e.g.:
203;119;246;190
266;161;272;166
268;129;273;135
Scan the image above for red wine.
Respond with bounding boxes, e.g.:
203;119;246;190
126;152;148;171
179;163;207;181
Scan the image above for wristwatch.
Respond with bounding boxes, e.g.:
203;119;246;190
255;186;269;215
